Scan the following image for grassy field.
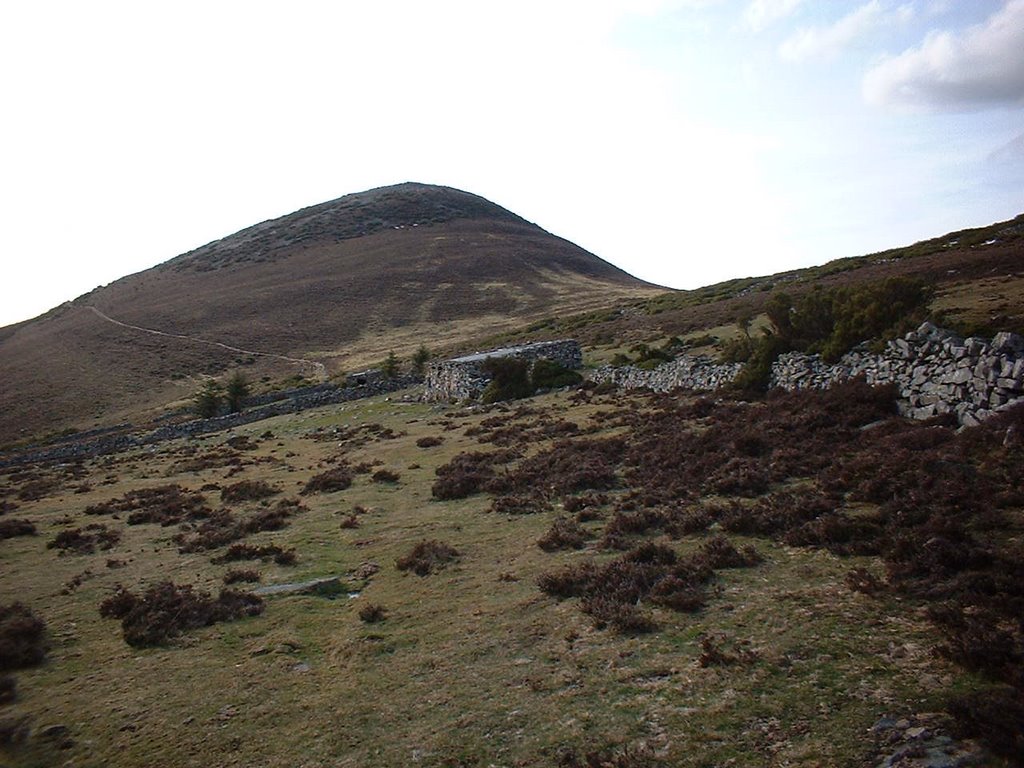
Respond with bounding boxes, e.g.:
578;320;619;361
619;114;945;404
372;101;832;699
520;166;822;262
3;384;1019;767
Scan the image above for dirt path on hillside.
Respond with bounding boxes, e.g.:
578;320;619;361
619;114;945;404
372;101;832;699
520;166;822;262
84;306;328;381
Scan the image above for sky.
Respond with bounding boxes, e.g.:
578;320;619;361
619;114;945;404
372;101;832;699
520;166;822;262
1;0;1022;327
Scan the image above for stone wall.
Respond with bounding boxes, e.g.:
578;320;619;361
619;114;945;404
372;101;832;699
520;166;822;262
770;323;1024;426
588;323;1024;426
424;340;583;402
0;374;421;468
591;356;743;393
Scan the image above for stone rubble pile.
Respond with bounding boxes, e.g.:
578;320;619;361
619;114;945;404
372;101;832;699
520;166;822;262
424;340;582;402
771;322;1024;426
589;323;1024;426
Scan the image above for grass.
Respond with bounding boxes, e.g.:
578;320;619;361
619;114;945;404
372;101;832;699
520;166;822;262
0;387;1018;766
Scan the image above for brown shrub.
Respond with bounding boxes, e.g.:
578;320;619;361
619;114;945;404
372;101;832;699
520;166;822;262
947;687;1024;761
415;436;444;448
47;524;120;554
99;582;263;647
490;493;551;516
504;438;623;497
0;676;15;705
16;477;60;501
223;569;261;585
538;562;599;599
557;743;659;768
84;485;212;526
358;603;388;623
396;540;460;576
537;518;590;552
0;603;47;671
372;469;400;484
845;567;886;595
302;466;354;495
0;519;36;540
220;480;280;503
431;449;519;500
212;543;297;565
697;535;763;569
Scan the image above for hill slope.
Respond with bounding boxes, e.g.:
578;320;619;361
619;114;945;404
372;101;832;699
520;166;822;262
0;183;661;443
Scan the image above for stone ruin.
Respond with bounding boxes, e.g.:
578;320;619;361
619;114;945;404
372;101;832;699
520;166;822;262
424;340;582;402
590;323;1024;426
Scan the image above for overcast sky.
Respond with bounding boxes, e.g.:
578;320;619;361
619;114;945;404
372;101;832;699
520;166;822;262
1;0;1022;327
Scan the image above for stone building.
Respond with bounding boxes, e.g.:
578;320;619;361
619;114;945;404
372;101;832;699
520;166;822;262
424;340;582;402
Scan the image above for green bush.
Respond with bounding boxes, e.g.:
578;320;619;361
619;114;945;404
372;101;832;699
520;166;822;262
193;380;224;418
733;277;932;390
531;359;582;390
481;357;533;403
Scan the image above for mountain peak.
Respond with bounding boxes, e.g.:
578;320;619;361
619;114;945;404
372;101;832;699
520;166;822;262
166;182;528;273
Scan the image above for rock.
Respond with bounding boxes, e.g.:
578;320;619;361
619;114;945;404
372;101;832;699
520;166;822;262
992;331;1024;353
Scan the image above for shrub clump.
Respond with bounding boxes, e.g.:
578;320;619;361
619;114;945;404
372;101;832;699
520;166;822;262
220;480;280;503
539;540;761;633
47;524;121;554
358;603;388;623
371;469;400;484
99;582;264;647
301;466;354;495
85;484;212;526
415;436;444;448
396;540;460;576
538;517;591;552
0;519;36;540
431;449;519;500
0;603;47;670
223;569;261;585
212;544;298;565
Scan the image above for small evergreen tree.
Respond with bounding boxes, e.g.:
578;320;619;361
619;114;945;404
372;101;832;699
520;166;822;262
225;372;250;414
381;351;400;379
194;380;224;418
411;345;431;375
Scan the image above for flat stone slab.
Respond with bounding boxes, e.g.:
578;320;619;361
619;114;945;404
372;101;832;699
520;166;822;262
252;576;344;596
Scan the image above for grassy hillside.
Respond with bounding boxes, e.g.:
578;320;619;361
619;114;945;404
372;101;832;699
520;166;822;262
0;184;662;444
2;382;1021;766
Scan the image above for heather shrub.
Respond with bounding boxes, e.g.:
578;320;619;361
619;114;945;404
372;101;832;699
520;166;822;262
220;480;279;503
99;582;264;647
537;517;590;551
47;524;121;554
302;466;354;495
358;604;388;623
396;540;460;576
0;519;36;540
431;449;519;500
0;603;47;671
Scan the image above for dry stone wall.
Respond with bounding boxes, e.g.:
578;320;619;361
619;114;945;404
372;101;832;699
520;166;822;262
589;323;1024;426
770;323;1024;426
424;340;582;402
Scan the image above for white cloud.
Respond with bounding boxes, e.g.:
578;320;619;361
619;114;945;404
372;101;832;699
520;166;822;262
863;0;1024;110
779;1;887;61
744;0;805;31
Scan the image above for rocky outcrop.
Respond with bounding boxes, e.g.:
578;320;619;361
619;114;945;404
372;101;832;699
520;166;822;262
589;323;1024;426
424;340;582;402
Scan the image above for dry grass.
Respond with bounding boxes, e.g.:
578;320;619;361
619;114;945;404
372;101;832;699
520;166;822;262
0;387;1018;767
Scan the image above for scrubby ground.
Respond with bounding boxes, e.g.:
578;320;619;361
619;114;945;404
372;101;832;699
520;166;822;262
1;385;1021;767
